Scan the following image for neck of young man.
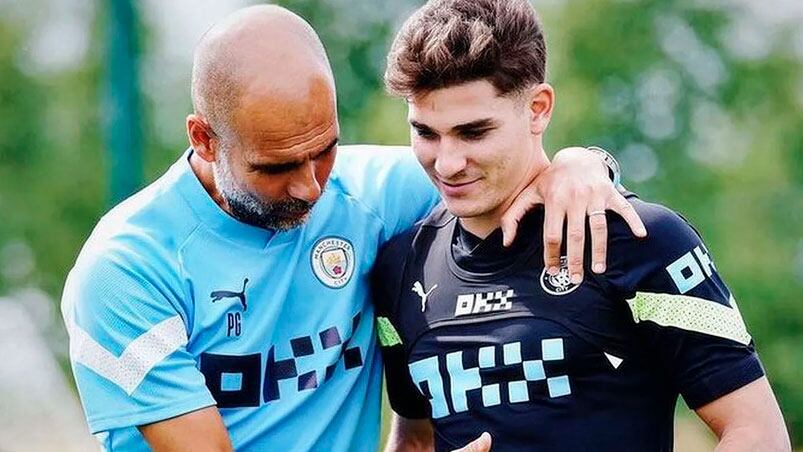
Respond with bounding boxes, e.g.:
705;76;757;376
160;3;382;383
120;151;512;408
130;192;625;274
459;149;550;240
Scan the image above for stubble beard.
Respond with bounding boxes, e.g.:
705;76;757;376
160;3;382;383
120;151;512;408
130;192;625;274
213;150;315;231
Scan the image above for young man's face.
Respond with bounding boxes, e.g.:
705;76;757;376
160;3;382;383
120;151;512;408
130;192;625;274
408;79;550;223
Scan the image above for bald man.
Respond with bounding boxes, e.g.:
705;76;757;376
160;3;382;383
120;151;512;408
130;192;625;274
61;5;643;452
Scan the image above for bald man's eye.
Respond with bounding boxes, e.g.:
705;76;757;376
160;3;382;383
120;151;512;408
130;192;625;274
254;163;298;175
313;145;334;160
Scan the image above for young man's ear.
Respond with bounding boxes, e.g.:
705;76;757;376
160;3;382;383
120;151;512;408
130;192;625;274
186;114;217;162
528;83;554;135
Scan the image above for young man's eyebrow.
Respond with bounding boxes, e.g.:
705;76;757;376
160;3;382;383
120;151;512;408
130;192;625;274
452;118;498;132
409;119;498;134
409;120;433;130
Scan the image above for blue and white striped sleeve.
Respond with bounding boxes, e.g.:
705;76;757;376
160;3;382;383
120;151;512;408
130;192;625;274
61;248;215;433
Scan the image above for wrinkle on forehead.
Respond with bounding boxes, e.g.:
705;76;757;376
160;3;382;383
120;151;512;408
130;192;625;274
252;122;336;152
234;74;338;158
244;122;337;164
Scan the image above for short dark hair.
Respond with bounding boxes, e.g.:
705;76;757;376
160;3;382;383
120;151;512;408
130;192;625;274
385;0;547;97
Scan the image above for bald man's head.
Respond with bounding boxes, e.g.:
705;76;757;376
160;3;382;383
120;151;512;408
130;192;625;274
186;5;340;231
191;4;335;140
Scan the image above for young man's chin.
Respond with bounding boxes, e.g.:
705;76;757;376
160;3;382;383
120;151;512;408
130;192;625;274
442;198;491;221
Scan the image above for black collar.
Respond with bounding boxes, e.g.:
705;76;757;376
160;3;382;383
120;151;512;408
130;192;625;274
451;208;545;276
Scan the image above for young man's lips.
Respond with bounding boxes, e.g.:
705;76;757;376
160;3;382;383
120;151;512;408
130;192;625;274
438;179;480;196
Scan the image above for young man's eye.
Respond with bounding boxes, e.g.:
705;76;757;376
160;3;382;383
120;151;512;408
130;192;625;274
460;129;490;141
414;127;437;140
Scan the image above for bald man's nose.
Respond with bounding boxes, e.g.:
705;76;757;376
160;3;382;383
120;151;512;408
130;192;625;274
288;161;322;203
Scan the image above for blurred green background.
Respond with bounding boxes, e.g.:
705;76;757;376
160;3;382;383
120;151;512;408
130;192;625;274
0;0;800;449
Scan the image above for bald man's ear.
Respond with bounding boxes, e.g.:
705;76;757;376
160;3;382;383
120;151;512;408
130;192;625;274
528;83;554;136
187;114;217;162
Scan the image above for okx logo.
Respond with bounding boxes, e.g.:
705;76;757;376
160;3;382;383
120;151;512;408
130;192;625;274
666;245;716;294
200;313;364;408
454;289;515;317
408;338;570;419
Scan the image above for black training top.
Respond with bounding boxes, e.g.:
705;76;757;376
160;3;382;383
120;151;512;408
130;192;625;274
372;194;763;452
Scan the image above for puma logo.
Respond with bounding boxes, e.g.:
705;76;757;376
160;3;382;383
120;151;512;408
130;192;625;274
412;281;438;312
210;278;249;311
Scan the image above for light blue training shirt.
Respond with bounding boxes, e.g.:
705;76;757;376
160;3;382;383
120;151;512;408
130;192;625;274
61;145;438;451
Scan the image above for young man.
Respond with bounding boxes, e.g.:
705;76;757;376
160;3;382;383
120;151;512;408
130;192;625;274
373;1;790;451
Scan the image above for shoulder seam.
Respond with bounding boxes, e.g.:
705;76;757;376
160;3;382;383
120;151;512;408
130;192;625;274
329;182;389;240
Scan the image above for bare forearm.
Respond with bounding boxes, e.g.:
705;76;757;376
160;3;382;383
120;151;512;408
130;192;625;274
384;415;434;452
384;436;434;452
698;378;790;452
714;426;791;452
139;406;234;452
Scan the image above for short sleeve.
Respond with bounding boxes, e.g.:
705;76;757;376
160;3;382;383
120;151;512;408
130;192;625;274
333;146;440;244
61;249;215;433
371;233;431;419
605;200;765;409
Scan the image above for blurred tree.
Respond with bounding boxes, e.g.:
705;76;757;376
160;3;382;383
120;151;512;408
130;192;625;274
0;20;45;297
0;10;105;298
274;0;419;143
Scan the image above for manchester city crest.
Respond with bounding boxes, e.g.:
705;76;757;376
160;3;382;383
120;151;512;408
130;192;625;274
540;256;580;296
311;236;355;289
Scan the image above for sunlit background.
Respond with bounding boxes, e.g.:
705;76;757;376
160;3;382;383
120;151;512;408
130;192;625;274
0;0;801;450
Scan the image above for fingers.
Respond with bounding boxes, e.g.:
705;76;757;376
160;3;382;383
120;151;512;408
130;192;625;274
500;209;522;249
452;432;492;452
588;198;608;274
565;201;586;284
501;185;544;247
609;191;647;238
542;204;564;275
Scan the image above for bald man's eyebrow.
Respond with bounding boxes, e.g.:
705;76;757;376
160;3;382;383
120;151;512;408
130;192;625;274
250;137;338;174
311;136;339;160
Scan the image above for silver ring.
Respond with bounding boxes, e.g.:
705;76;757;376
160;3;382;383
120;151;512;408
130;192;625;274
589;210;606;216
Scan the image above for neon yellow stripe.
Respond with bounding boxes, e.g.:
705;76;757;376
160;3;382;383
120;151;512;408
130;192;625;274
626;292;751;345
376;316;403;347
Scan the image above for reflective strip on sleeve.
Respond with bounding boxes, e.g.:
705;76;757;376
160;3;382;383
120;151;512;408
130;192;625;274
66;313;188;395
376;316;403;347
626;292;751;345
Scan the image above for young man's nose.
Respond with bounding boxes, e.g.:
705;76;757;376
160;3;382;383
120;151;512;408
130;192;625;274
433;143;468;180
